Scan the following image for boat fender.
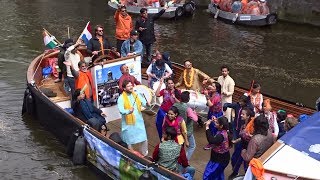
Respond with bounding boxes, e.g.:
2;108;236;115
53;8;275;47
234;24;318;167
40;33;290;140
266;13;277;25
66;130;79;157
22;88;30;115
184;1;195;15
175;7;184;18
72;135;86;165
24;88;34;115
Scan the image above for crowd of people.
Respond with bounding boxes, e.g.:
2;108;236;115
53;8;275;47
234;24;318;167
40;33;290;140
212;0;270;15
51;4;303;179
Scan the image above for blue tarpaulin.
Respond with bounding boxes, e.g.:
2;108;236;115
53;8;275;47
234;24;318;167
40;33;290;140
280;112;320;161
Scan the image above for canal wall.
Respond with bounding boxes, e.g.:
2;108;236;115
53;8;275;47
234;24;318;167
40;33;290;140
267;0;320;26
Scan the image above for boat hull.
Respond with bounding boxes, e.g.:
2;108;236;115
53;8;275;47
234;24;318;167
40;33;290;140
208;3;277;26
24;83;81;146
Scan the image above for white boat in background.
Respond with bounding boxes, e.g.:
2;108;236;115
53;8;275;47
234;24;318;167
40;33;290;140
108;0;195;19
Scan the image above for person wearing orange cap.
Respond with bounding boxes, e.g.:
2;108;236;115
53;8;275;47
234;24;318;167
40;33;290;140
262;99;279;137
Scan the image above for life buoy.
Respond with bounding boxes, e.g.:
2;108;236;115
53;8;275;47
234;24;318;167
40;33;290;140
175;7;184;18
266;13;277;25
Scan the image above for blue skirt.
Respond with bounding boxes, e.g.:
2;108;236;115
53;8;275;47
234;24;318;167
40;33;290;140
203;161;228;180
156;107;166;140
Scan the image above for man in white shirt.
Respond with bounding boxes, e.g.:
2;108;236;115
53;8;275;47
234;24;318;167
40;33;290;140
64;40;82;96
146;56;172;89
217;65;235;122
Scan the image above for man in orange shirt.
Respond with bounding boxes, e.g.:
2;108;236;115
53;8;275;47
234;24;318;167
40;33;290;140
114;5;133;53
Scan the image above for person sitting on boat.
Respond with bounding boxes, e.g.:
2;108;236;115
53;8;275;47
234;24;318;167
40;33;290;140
284;115;299;132
276;109;287;139
173;91;198;160
241;0;248;13
203;116;231;180
118;64;141;92
87;25;119;61
65;61;97;102
120;30;143;57
135;7;166;62
261;99;279;138
146;58;173;88
117;80;149;156
54;38;74;83
244;82;263;114
155;78;181;140
219;0;232;12
64;40;83;97
231;0;242;13
247;0;261;15
258;0;269;15
152;126;195;178
228;107;255;179
217;65;235;123
72;89;108;131
114;4;133;53
241;115;274;162
175;60;210;91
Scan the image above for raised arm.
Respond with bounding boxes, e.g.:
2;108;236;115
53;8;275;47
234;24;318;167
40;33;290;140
152;9;166;20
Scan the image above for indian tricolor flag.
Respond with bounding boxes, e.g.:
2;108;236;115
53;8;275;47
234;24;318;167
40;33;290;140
43;30;58;49
79;22;92;46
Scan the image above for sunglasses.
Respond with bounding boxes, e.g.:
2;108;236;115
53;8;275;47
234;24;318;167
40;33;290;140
121;10;126;12
97;30;103;32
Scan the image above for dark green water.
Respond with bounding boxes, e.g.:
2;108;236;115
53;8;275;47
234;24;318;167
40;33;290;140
0;0;319;179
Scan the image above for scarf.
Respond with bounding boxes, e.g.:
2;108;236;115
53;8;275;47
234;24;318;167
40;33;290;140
98;37;105;55
245;117;255;135
123;91;141;125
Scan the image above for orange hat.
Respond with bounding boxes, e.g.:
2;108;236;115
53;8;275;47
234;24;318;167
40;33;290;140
263;99;272;111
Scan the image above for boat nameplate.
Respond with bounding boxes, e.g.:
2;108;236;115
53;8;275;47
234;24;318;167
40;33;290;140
148;8;159;13
239;15;251;21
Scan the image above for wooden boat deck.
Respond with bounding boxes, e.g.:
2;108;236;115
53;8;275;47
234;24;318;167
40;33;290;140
39;77;70;103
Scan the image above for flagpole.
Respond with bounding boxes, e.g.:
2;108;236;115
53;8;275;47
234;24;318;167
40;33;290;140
43;28;63;45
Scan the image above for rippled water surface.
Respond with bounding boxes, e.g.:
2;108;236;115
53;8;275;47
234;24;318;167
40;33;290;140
0;0;319;179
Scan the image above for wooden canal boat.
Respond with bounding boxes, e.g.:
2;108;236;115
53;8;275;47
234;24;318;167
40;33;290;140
22;48;315;179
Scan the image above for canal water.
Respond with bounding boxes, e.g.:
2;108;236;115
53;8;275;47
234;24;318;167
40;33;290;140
0;0;319;179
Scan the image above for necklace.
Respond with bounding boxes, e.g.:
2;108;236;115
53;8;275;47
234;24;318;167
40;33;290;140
183;68;194;88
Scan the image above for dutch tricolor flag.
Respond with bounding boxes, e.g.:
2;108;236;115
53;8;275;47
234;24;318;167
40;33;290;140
79;22;92;46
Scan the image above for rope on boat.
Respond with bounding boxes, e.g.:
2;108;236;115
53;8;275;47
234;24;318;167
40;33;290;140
31;53;46;84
